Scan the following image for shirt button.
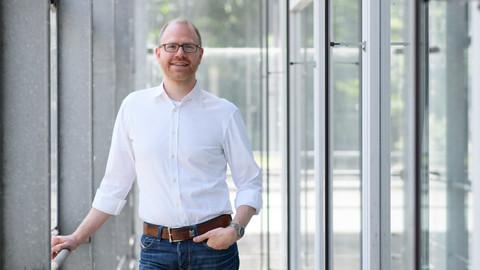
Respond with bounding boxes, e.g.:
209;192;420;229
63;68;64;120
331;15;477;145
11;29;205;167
171;155;175;159
176;202;180;206
172;131;176;135
173;109;177;112
173;178;177;182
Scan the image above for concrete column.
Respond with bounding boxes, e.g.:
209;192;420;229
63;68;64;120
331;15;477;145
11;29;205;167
115;0;135;107
133;0;148;266
0;1;51;269
113;1;137;268
57;0;94;269
91;0;145;268
91;0;121;268
135;0;148;91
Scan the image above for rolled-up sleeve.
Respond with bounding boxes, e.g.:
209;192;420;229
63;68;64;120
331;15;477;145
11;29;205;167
223;109;263;214
92;98;136;215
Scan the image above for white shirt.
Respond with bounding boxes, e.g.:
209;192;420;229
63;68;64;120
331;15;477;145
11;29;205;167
92;82;263;227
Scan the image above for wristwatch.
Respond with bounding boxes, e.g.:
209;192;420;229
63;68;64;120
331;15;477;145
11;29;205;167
229;222;245;239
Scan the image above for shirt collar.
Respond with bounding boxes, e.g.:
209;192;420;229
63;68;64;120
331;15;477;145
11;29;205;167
153;81;204;107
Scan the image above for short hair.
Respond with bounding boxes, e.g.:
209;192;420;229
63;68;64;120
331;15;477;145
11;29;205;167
158;18;202;47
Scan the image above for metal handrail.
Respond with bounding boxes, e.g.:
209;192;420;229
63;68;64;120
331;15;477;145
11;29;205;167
51;249;70;270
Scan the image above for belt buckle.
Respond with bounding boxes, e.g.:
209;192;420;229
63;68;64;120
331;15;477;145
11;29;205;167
167;227;182;243
167;226;195;243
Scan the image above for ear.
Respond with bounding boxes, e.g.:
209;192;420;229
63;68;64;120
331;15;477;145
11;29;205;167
155;47;161;63
198;47;204;63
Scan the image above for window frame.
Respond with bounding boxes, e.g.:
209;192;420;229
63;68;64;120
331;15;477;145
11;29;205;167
473;5;480;270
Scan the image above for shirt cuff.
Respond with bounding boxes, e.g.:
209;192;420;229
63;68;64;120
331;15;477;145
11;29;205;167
92;188;127;215
235;189;263;215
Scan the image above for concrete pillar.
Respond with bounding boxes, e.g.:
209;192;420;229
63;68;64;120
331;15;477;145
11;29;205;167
0;1;51;269
92;0;143;268
113;0;137;268
91;0;121;268
57;0;94;268
1;0;146;268
57;0;144;268
133;0;148;266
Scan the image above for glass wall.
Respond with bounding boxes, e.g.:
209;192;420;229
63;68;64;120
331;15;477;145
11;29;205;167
264;0;289;269
419;1;475;269
390;0;415;269
141;1;479;270
145;1;271;269
145;1;262;146
329;0;362;268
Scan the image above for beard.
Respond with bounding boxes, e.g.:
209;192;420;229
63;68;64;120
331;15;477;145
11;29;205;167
161;60;200;83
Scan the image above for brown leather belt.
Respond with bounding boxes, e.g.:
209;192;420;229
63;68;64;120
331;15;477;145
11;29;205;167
143;214;232;242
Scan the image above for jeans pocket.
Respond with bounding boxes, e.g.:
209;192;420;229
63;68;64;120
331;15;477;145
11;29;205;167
140;234;156;252
201;240;231;252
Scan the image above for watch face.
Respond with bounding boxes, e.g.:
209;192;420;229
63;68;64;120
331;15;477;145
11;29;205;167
231;223;245;238
238;226;245;237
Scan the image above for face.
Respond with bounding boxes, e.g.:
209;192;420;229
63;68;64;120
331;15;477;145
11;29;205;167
155;22;204;84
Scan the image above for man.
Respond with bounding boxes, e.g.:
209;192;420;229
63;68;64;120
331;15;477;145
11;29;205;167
51;18;262;270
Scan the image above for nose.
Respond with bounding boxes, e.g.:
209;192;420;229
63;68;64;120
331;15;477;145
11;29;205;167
175;46;186;55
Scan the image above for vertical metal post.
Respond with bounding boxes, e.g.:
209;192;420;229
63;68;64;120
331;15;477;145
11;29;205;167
379;1;392;269
0;1;51;269
362;0;380;265
277;2;290;270
285;0;293;267
57;0;94;269
445;3;469;269
404;0;417;269
313;0;327;269
260;0;271;268
414;2;430;269
361;0;391;269
288;11;301;270
472;5;480;270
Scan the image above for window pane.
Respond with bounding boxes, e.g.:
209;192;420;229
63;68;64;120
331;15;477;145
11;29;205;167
390;0;415;269
329;0;362;268
421;2;473;269
266;0;289;269
145;1;264;268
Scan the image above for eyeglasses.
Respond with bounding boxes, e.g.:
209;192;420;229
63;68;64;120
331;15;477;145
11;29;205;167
160;43;201;53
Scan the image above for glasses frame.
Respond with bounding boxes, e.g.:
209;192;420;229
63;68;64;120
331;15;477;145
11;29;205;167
159;43;201;53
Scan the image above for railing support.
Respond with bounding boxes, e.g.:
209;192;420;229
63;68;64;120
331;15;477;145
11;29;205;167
51;249;71;270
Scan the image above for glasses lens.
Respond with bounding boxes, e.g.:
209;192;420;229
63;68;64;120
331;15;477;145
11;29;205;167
183;44;196;53
164;44;178;52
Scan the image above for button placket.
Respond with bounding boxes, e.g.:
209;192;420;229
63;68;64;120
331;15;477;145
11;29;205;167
171;106;182;214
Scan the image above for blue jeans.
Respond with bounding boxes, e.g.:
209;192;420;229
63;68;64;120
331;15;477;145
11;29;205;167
139;229;239;270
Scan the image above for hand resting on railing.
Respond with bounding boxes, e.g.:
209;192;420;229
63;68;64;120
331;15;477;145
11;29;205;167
51;249;70;270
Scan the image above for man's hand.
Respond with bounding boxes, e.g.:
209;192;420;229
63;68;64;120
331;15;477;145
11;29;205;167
193;205;256;250
192;226;238;250
50;208;111;260
51;234;80;260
